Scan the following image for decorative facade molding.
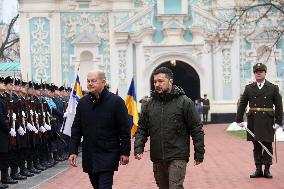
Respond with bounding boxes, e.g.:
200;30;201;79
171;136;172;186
30;17;51;82
118;49;127;84
222;48;232;84
61;12;110;85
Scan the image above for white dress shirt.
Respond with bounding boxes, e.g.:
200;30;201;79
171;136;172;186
257;80;265;89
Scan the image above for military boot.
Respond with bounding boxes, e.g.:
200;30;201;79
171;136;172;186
27;160;41;174
0;181;8;189
1;168;18;184
10;166;27;180
47;152;55;166
250;165;263;178
34;159;46;171
52;152;59;166
263;165;273;178
19;161;34;177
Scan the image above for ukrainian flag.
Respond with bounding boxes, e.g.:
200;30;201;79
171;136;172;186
125;78;139;137
73;75;83;101
62;74;83;136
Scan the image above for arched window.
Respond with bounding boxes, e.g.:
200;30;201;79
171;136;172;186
79;50;94;90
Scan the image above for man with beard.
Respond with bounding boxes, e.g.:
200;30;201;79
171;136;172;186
134;67;205;189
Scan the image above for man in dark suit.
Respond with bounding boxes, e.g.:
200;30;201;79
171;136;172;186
236;63;283;179
69;69;131;189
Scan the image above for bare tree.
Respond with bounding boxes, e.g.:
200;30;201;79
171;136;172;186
0;14;19;61
216;1;284;59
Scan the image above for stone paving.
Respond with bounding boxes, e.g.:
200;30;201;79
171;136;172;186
13;124;284;189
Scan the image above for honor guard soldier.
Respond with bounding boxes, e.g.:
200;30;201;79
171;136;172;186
236;63;283;178
0;77;10;189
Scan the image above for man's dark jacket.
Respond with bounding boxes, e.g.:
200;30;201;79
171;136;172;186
236;80;283;142
134;86;205;162
70;88;131;173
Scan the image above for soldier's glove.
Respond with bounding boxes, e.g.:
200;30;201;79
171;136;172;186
22;111;26;117
30;110;34;115
237;122;245;128
33;127;38;134
12;113;17;120
39;126;47;133
63;112;68;118
17;126;26;136
44;123;51;131
273;123;281;130
30;124;38;134
26;122;34;131
9;128;16;137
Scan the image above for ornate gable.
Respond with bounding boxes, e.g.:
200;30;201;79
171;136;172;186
114;4;155;33
72;32;100;45
190;5;223;33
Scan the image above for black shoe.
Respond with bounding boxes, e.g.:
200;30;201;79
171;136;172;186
11;173;27;180
250;165;263;178
20;169;34;177
28;167;41;174
42;162;53;169
48;158;55;165
264;165;273;178
62;153;69;161
40;164;47;170
34;164;46;171
1;176;18;184
0;182;8;189
56;156;65;162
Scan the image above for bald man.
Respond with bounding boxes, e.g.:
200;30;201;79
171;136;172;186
69;70;131;189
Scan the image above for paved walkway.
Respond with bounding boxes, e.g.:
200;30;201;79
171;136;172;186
37;124;284;189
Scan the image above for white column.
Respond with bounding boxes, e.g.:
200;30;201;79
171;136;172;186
116;42;130;99
214;47;223;100
109;12;117;93
135;42;147;103
19;12;31;80
49;12;62;85
201;47;212;99
231;33;241;101
127;43;133;84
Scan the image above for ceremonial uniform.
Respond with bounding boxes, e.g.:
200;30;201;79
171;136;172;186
236;63;283;178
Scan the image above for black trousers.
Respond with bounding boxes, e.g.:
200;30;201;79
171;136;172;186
88;171;114;189
252;141;273;165
0;152;9;170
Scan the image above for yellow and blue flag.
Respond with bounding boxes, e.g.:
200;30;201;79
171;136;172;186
73;75;83;101
62;75;83;136
125;78;139;137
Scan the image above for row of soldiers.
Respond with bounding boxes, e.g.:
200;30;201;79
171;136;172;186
0;76;71;189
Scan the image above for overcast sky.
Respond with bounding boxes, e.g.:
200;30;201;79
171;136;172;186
1;0;18;23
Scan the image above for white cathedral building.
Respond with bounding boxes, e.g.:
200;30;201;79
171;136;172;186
18;0;284;122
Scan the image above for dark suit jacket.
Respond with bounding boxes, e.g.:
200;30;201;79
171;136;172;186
236;80;283;142
70;88;131;173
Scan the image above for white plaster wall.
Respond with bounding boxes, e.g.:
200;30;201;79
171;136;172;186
19;12;31;80
50;12;62;86
214;48;223;100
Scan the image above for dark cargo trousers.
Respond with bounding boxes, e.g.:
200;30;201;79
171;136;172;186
153;160;187;189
